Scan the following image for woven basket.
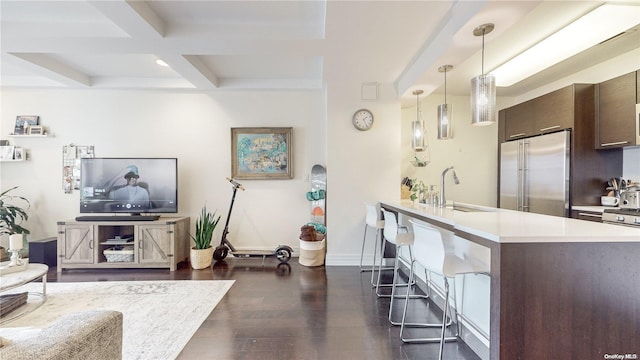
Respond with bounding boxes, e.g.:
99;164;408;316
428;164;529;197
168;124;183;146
190;246;214;269
299;239;326;267
103;247;134;262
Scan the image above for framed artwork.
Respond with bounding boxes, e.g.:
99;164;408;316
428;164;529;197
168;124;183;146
28;125;44;135
14;115;39;135
231;127;292;180
14;147;24;160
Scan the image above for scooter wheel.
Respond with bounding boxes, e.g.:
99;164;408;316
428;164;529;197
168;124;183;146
275;248;291;263
213;246;228;261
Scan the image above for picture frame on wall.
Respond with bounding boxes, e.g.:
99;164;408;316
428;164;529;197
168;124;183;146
231;127;293;180
14;115;39;135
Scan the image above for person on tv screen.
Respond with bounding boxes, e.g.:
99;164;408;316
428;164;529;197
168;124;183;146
108;165;151;210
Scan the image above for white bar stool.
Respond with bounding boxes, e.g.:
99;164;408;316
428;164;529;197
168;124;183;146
375;209;419;298
400;220;490;360
360;203;393;286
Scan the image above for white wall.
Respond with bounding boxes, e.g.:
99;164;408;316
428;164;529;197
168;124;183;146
325;82;402;264
1;89;326;253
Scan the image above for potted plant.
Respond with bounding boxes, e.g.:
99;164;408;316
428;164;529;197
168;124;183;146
410;179;426;204
189;205;221;269
0;187;30;261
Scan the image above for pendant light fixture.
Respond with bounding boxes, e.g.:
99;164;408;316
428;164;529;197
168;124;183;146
411;89;430;167
412;89;426;151
437;65;453;139
471;23;496;126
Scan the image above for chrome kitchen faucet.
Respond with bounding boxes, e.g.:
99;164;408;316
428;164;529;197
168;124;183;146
440;166;460;207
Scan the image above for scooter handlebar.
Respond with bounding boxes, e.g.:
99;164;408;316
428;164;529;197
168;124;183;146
226;177;245;191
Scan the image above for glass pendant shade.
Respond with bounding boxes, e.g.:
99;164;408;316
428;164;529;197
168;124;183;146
471;23;496;126
412;120;425;151
437;104;452;139
437;64;453;139
471;74;496;126
411;89;426;151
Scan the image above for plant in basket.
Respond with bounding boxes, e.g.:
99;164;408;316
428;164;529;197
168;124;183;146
189;205;221;269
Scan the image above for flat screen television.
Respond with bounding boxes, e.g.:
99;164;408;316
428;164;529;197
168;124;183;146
80;158;178;215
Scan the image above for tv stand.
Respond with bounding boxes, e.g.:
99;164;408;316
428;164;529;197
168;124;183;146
57;217;190;272
75;215;160;222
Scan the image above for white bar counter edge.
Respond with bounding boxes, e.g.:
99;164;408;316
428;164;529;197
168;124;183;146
380;200;640;243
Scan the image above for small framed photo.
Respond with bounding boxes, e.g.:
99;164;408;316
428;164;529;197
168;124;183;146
14;148;24;160
28;125;44;135
231;127;293;180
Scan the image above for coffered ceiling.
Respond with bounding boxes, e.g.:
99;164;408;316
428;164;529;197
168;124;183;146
1;1;638;107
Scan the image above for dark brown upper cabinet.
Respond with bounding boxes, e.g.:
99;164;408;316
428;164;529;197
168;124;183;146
596;71;638;149
500;84;587;141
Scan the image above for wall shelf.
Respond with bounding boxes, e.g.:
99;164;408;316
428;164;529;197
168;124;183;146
8;134;52;138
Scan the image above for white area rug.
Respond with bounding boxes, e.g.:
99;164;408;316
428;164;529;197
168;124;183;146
2;280;234;360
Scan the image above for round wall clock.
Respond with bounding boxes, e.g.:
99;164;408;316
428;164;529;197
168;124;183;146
352;109;374;131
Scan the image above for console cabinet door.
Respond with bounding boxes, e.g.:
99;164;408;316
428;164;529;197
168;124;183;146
58;224;95;264
596;71;637;148
138;225;171;265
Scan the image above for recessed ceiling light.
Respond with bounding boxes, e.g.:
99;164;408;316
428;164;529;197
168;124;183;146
492;4;640;87
156;59;169;67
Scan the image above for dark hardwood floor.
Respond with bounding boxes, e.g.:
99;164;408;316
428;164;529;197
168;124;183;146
48;259;481;360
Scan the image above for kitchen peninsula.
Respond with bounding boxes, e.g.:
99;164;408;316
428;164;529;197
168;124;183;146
380;200;640;360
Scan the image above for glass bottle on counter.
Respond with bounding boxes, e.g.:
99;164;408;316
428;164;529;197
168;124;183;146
429;185;438;205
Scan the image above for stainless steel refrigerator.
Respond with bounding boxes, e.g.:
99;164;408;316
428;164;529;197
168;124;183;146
499;130;570;217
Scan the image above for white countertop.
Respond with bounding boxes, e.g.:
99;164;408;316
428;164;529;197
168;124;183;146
380;200;640;244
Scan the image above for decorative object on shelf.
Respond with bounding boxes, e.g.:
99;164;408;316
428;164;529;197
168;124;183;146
62;144;95;194
103;247;134;262
13;147;24;161
437;65;453;139
13;115;39;135
231;127;292;180
352;108;374;131
27;125;44;135
190;205;221;269
471;23;496;126
0;186;30;258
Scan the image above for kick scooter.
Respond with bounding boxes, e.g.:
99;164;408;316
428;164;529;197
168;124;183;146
212;178;293;263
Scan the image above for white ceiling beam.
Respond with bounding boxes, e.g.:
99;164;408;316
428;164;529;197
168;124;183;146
0;37;324;55
170;55;219;89
395;0;487;97
8;53;91;87
89;0;165;38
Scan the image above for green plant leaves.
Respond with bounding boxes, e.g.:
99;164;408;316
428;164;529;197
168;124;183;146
189;205;221;249
0;186;30;236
